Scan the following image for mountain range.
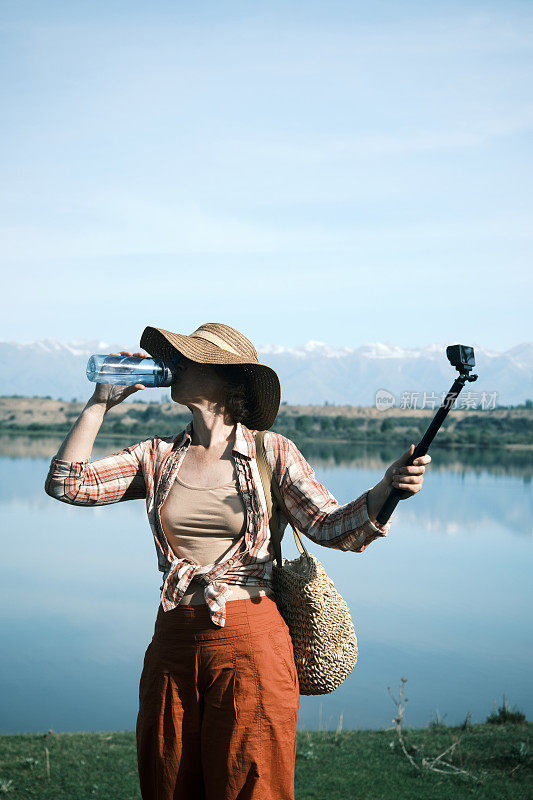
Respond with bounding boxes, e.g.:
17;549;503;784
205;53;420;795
0;338;531;408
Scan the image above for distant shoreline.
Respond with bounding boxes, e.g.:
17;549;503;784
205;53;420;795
0;395;532;449
1;425;531;449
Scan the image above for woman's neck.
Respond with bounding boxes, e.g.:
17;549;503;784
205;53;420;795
187;401;236;451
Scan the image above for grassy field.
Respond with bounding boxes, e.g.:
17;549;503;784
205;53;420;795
0;722;531;799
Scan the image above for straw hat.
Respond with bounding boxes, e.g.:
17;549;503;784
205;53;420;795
140;323;281;430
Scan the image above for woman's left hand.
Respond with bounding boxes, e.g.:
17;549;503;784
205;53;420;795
383;444;431;500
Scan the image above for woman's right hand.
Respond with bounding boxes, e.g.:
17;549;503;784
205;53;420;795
90;350;149;412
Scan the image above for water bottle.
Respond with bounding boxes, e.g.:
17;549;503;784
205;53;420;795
86;354;181;388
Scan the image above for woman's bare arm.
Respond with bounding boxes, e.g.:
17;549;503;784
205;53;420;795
52;349;148;462
54;399;108;462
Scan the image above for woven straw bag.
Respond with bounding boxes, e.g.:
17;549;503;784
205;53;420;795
255;431;358;695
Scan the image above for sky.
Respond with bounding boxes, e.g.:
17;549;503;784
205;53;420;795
1;0;532;352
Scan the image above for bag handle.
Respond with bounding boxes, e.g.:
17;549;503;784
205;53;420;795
255;430;310;568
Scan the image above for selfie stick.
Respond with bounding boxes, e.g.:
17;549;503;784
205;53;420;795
376;344;478;526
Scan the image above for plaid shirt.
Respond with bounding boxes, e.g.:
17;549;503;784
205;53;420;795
44;421;391;627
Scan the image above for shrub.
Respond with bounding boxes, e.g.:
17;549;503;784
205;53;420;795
381;418;395;433
295;415;314;434
486;694;526;725
345;417;365;429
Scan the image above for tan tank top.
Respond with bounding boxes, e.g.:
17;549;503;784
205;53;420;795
160;474;247;567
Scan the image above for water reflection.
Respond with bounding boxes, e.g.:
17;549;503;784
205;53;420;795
0;434;531;734
2;436;531;537
1;431;531;475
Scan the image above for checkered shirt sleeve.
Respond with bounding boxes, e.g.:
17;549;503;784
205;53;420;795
44;440;149;505
266;432;391;553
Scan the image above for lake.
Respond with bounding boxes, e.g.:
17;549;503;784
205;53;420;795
0;434;531;734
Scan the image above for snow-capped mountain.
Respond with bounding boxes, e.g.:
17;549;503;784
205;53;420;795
0;338;531;407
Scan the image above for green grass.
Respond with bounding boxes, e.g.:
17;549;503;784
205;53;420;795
0;723;531;799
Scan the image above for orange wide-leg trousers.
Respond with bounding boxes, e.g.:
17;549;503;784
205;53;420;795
136;595;300;800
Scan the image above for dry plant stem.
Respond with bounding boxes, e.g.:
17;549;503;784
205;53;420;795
44;746;50;780
422;759;477;779
388;677;482;782
334;712;344;744
388;679;420;771
462;711;473;728
426;740;460;767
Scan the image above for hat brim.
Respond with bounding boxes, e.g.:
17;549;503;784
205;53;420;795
140;326;281;430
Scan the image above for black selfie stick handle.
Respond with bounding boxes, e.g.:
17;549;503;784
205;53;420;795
376;375;469;526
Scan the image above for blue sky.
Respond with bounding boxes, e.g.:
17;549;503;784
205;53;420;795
1;0;532;351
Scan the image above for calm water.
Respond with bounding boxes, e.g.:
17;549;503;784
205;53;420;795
0;434;531;733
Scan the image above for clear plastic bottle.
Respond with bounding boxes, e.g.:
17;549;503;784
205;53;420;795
86;354;181;388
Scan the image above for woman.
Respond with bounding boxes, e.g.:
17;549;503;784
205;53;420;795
44;322;430;800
